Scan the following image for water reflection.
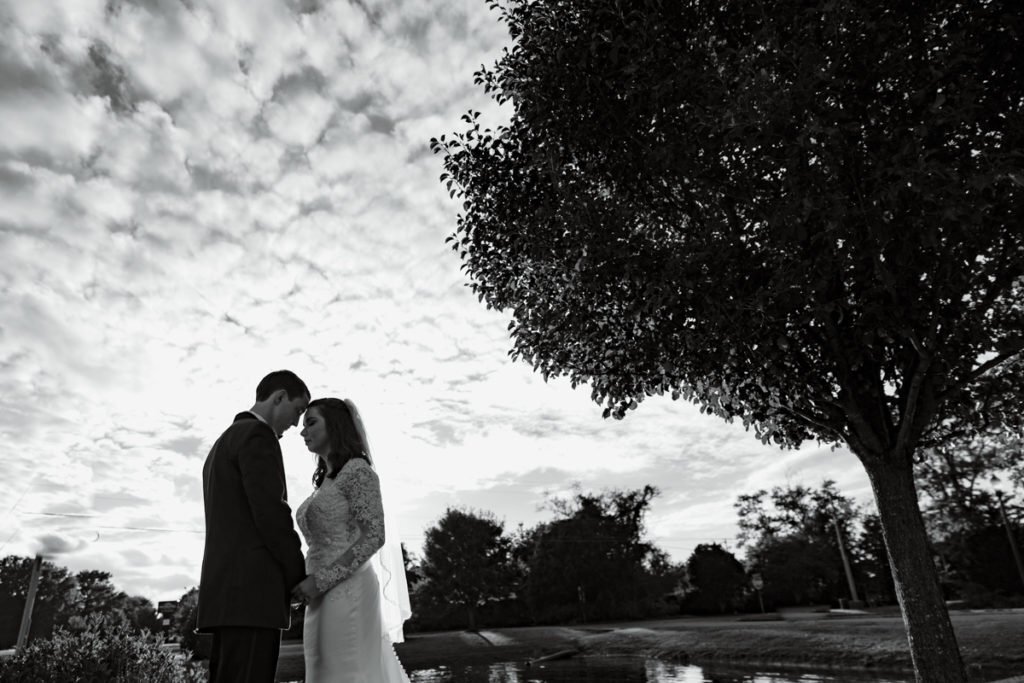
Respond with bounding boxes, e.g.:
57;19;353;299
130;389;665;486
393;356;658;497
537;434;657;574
408;656;910;683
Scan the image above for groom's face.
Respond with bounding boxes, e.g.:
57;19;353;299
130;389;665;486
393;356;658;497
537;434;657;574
271;391;309;436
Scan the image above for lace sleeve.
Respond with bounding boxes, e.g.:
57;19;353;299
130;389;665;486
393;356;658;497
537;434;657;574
312;460;386;594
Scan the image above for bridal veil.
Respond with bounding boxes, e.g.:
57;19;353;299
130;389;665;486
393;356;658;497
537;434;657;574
343;398;413;643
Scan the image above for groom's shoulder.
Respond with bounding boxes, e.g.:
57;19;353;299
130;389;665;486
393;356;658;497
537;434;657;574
231;411;258;426
218;412;273;443
220;412;256;434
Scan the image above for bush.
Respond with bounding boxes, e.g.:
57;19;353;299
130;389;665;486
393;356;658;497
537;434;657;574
957;582;1024;610
0;615;206;683
171;588;204;659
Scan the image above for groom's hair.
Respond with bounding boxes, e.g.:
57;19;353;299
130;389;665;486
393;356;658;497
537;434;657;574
255;370;310;402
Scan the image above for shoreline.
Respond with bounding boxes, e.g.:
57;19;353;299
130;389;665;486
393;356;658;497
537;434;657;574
381;610;1024;682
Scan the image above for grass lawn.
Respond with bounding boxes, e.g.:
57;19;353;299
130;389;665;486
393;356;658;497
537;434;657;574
271;610;1024;682
576;611;1024;681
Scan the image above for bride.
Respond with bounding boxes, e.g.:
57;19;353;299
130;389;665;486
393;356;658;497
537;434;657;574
291;397;411;683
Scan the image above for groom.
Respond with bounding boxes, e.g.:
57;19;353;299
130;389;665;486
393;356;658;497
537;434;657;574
198;370;309;683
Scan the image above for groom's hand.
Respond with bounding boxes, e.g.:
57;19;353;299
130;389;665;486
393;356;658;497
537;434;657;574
292;576;318;603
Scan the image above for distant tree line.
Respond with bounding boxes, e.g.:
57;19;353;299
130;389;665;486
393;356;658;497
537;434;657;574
404;427;1022;630
685;428;1023;616
406;485;683;631
0;559;159;648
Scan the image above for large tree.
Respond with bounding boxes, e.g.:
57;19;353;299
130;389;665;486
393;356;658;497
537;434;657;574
525;486;664;622
122;595;160;633
418;508;517;630
684;543;746;614
432;1;1023;680
735;481;861;606
72;570;129;624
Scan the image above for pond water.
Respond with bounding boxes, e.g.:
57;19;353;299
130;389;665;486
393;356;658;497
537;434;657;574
406;656;911;682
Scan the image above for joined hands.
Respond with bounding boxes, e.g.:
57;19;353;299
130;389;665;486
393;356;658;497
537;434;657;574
292;576;318;603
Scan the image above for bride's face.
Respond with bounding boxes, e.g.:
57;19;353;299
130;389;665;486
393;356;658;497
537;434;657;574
300;406;330;456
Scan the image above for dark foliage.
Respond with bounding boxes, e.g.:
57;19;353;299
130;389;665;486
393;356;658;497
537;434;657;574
683;543;747;614
417;507;518;630
0;614;204;683
433;2;1023;678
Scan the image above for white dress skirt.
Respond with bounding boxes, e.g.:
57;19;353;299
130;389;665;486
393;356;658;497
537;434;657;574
303;563;410;683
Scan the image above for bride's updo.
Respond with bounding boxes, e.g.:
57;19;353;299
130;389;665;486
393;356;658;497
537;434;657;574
309;397;372;488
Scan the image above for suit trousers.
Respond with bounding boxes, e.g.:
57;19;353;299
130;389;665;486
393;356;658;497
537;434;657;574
208;626;282;683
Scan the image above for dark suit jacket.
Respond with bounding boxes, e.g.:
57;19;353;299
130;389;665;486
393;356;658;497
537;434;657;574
197;412;306;631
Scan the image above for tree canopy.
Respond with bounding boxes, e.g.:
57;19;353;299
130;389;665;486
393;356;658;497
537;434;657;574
525;486;666;621
735;480;857;547
684;543;747;614
419;507;517;630
434;0;1023;453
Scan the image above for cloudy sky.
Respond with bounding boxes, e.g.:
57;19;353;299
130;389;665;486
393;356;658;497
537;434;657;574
0;0;874;604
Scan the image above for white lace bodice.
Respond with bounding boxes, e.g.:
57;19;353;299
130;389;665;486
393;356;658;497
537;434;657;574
296;457;385;595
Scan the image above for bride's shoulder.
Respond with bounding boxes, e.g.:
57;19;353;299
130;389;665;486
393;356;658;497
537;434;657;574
338;457;378;495
341;456;375;476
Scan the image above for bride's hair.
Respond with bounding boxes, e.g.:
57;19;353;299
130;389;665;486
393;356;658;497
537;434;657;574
309;397;372;489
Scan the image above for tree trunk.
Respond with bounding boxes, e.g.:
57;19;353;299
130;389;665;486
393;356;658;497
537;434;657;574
466;604;477;632
860;448;967;682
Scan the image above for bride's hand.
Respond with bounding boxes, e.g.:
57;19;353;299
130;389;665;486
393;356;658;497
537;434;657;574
292;576;318;603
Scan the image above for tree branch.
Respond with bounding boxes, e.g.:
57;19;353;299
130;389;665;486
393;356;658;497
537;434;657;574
937;344;1024;404
822;312;888;455
894;348;934;456
780;403;847;444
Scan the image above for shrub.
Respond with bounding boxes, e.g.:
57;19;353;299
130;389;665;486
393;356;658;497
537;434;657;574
0;615;206;683
957;582;1024;610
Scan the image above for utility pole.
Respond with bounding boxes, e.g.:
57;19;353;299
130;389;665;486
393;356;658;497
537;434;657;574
16;554;43;650
996;492;1024;592
832;517;861;607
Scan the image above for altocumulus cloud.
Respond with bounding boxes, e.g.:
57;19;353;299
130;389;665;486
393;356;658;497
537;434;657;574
0;0;872;603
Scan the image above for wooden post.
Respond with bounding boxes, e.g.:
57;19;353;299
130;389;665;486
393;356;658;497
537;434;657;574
833;517;861;604
996;494;1024;592
16;555;43;650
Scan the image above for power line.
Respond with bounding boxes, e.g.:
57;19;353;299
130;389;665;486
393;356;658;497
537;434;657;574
0;476;37;553
16;511;203;534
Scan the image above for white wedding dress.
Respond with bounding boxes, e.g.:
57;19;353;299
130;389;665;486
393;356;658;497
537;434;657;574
296;458;410;683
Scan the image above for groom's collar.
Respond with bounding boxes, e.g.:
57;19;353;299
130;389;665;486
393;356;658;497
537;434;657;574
243;410;280;439
247;410;270;428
